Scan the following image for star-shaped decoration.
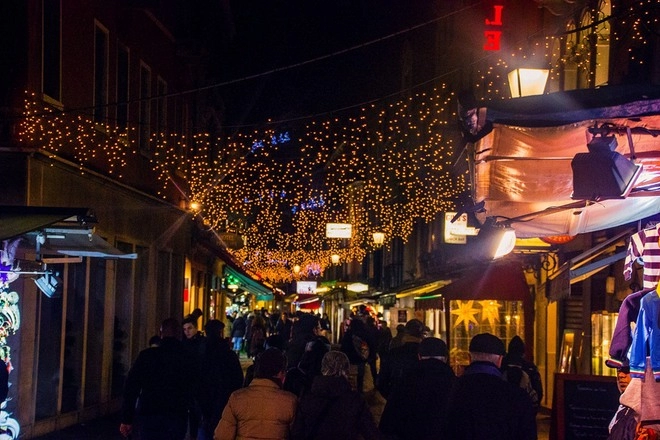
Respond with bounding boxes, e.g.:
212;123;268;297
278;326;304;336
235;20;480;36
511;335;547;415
451;300;480;331
478;300;501;328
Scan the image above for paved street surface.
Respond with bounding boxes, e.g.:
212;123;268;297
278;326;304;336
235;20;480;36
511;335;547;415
32;352;551;439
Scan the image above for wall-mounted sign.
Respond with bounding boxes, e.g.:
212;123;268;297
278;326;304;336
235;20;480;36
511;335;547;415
296;281;317;294
484;4;503;51
444;212;469;244
325;223;352;238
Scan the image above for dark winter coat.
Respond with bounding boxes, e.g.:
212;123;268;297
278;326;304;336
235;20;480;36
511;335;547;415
196;336;244;437
444;361;538;440
291;375;381;440
379;358;456;440
121;337;192;424
377;336;421;398
340;319;371;365
231;316;247;338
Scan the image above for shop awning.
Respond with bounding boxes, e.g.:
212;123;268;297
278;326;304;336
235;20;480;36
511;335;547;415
545;228;631;301
415;260;530;310
24;227;138;259
197;237;275;300
223;265;274;301
394;279;452;299
294;293;321;310
0;206;93;240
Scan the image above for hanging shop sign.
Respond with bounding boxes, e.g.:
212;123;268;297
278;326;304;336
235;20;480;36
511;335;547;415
484;4;503;51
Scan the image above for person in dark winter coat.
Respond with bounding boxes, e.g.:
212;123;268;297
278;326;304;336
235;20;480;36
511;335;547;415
501;335;543;409
120;318;192;440
195;320;243;440
286;314;320;369
291;351;381;440
379;337;456;440
377;319;424;398
340;317;372;393
230;314;247;354
444;333;537;440
275;312;294;342
284;335;331;397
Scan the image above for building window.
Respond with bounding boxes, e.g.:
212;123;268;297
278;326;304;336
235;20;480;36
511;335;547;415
42;0;61;103
449;299;525;375
594;0;611;87
94;23;109;123
116;45;130;131
156;77;167;138
139;62;151;153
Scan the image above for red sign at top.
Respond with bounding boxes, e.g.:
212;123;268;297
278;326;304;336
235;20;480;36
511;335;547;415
484;5;503;51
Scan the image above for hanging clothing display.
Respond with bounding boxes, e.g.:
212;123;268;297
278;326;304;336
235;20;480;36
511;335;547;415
624;224;660;289
607;288;654;369
629;291;660;381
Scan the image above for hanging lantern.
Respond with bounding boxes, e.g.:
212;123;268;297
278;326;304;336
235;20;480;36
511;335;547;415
330;254;340;265
372;231;385;247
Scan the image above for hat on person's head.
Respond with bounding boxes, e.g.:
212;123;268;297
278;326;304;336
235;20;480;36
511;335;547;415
321;350;350;377
507;335;525;355
254;348;287;378
469;333;505;355
419;337;448;357
404;319;425;338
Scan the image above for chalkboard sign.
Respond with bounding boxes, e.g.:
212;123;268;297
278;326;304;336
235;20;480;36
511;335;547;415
550;374;619;440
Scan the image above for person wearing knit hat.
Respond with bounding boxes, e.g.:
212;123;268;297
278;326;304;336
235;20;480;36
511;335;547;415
215;348;297;440
379;337;456;440
291;351;380;440
501;335;543;410
445;333;537;440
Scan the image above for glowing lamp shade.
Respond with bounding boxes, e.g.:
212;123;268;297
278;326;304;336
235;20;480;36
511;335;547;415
508;68;549;98
330;254;340;265
372;231;385;246
478;223;517;260
292;264;301;274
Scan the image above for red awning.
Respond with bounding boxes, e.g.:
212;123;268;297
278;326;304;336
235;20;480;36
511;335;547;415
416;260;530;310
295;293;321;310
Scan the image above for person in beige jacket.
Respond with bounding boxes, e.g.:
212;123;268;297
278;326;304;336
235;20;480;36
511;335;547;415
214;348;297;440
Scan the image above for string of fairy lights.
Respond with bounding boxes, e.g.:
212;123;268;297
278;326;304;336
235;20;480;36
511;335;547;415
15;0;656;284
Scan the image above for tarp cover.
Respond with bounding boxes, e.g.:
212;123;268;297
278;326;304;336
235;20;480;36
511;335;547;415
474;85;660;237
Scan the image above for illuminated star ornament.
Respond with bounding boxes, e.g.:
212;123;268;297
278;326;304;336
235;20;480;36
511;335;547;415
451;300;480;331
478;300;501;327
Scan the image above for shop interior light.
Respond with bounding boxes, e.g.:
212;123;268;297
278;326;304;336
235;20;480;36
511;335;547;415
571;135;642;200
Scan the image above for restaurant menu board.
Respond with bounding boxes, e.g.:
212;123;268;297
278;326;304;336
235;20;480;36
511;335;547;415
550;374;619;440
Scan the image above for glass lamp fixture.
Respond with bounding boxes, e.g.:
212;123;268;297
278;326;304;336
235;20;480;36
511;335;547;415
372;231;385;246
508;68;549;98
330;254;340;265
292;264;301;275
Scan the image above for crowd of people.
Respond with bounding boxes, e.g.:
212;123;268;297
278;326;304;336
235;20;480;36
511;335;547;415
119;309;543;440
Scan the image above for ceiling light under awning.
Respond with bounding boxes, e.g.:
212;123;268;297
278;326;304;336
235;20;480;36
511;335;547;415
23;227;137;260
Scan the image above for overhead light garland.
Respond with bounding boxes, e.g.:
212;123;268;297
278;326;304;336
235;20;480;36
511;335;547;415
18;86;464;283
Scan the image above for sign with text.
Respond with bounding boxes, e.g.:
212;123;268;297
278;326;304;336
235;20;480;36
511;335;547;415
444;212;468;244
550;374;619;440
296;281;317;294
484;4;503;51
325;223;352;238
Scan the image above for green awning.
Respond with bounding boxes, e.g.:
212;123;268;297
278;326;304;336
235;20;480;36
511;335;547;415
224;265;274;300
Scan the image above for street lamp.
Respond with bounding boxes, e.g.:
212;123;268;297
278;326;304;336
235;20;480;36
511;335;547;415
508;68;549;98
372;231;385;247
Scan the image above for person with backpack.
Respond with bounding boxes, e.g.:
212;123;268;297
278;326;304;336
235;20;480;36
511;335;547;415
340;316;372;393
501;335;543;411
377;319;424;399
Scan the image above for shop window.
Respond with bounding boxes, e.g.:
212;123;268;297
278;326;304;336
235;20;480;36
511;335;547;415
35;264;65;419
591;311;618;377
84;257;106;407
448;299;524;375
112;241;134;398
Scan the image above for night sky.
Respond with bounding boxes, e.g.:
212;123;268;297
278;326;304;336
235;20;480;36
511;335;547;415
192;0;445;128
